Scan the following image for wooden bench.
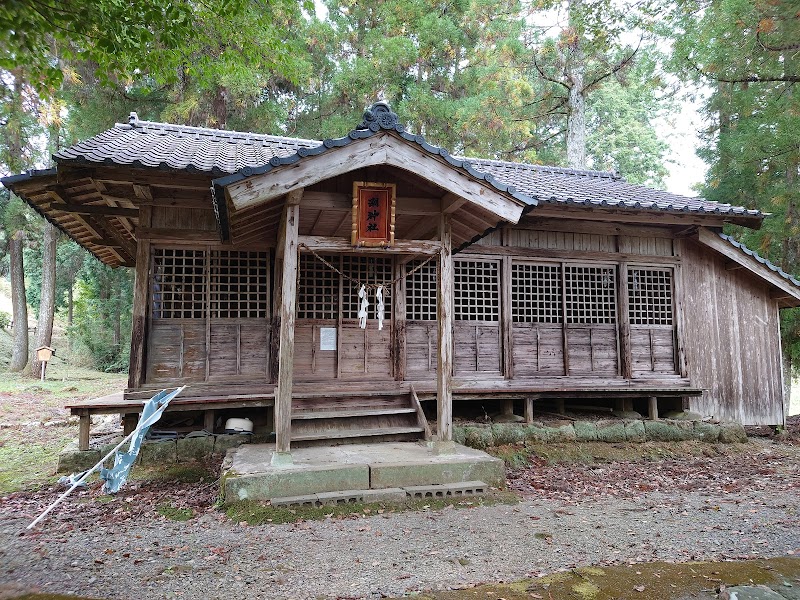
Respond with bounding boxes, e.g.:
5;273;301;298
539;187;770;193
66;388;275;450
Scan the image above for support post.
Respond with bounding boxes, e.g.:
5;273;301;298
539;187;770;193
123;413;138;436
274;192;302;459
502;399;515;417
648;396;659;420
617;261;632;379
556;398;566;415
128;206;152;389
204;410;216;433
524;397;534;424
436;212;454;441
78;412;90;451
392;259;407;381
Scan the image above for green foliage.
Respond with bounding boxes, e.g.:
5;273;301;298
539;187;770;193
669;0;800;370
0;311;10;330
69;260;132;372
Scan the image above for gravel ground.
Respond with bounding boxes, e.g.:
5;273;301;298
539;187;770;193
1;442;799;599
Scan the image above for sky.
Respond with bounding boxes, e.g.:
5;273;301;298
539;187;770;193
659;96;708;197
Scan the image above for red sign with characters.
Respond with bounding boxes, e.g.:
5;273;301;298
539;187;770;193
352;182;396;247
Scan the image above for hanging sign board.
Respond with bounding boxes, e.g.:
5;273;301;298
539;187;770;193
352;181;396;247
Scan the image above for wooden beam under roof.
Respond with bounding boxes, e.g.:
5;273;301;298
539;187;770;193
49;203;139;218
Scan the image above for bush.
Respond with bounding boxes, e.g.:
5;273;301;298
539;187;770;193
0;311;10;330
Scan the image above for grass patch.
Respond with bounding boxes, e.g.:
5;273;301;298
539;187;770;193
156;503;194;521
226;491;519;525
0;430;73;493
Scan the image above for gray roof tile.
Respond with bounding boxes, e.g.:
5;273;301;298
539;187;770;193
719;233;800;287
52;112;763;221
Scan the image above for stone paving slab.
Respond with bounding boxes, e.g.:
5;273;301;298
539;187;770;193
223;441;504;502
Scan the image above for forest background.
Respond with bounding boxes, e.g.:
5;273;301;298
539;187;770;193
0;0;798;383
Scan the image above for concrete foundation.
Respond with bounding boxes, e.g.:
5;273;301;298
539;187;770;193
222;441;505;503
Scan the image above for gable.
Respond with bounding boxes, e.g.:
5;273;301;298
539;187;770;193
217;131;530;225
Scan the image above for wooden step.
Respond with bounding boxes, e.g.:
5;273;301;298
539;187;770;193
291;388;409;400
291;426;424;442
291;408;416;420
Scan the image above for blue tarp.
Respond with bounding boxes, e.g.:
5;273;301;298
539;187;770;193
100;387;183;494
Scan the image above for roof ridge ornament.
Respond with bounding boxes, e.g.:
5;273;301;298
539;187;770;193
357;101;399;131
128;112;140;127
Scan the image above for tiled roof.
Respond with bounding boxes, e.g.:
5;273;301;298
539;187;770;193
54;113;319;176
50;110;762;221
464;157;761;219
719;233;800;287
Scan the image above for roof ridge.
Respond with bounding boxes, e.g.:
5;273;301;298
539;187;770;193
458;156;622;180
117;112;322;146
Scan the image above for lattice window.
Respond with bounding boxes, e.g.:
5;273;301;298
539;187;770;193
209;251;269;319
511;262;562;323
454;260;500;321
406;260;437;320
341;255;393;319
151;248;206;319
564;265;616;324
628;268;673;325
297;253;339;320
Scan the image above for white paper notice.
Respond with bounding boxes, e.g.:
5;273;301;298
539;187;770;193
319;327;337;351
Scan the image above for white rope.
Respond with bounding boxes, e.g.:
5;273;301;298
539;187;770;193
357;285;369;329
376;286;385;331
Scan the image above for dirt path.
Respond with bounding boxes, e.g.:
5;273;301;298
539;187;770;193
1;439;799;600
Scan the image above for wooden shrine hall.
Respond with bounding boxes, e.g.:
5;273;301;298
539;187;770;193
5;101;800;457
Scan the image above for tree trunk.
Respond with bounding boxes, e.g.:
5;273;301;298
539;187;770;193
565;0;586;169
31;221;58;377
9;230;29;372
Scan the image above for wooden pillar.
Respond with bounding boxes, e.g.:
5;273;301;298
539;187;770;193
393;259;407;381
501;255;513;380
617;261;633;379
436;213;454;441
128;205;152;389
274;192;302;457
648;396;659;420
524;397;535;423
78;412;90;451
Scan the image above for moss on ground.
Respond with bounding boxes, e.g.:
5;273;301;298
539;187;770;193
226;491;520;525
156;503;194;521
412;557;800;599
486;440;747;469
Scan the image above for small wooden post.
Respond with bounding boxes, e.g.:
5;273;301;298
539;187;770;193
648;396;659;420
436;212;454;441
502;399;514;417
123;413;138;436
128;205;152;389
524;397;534;423
204;410;216;433
556;398;566;415
78;412;90;451
274;192;302;458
